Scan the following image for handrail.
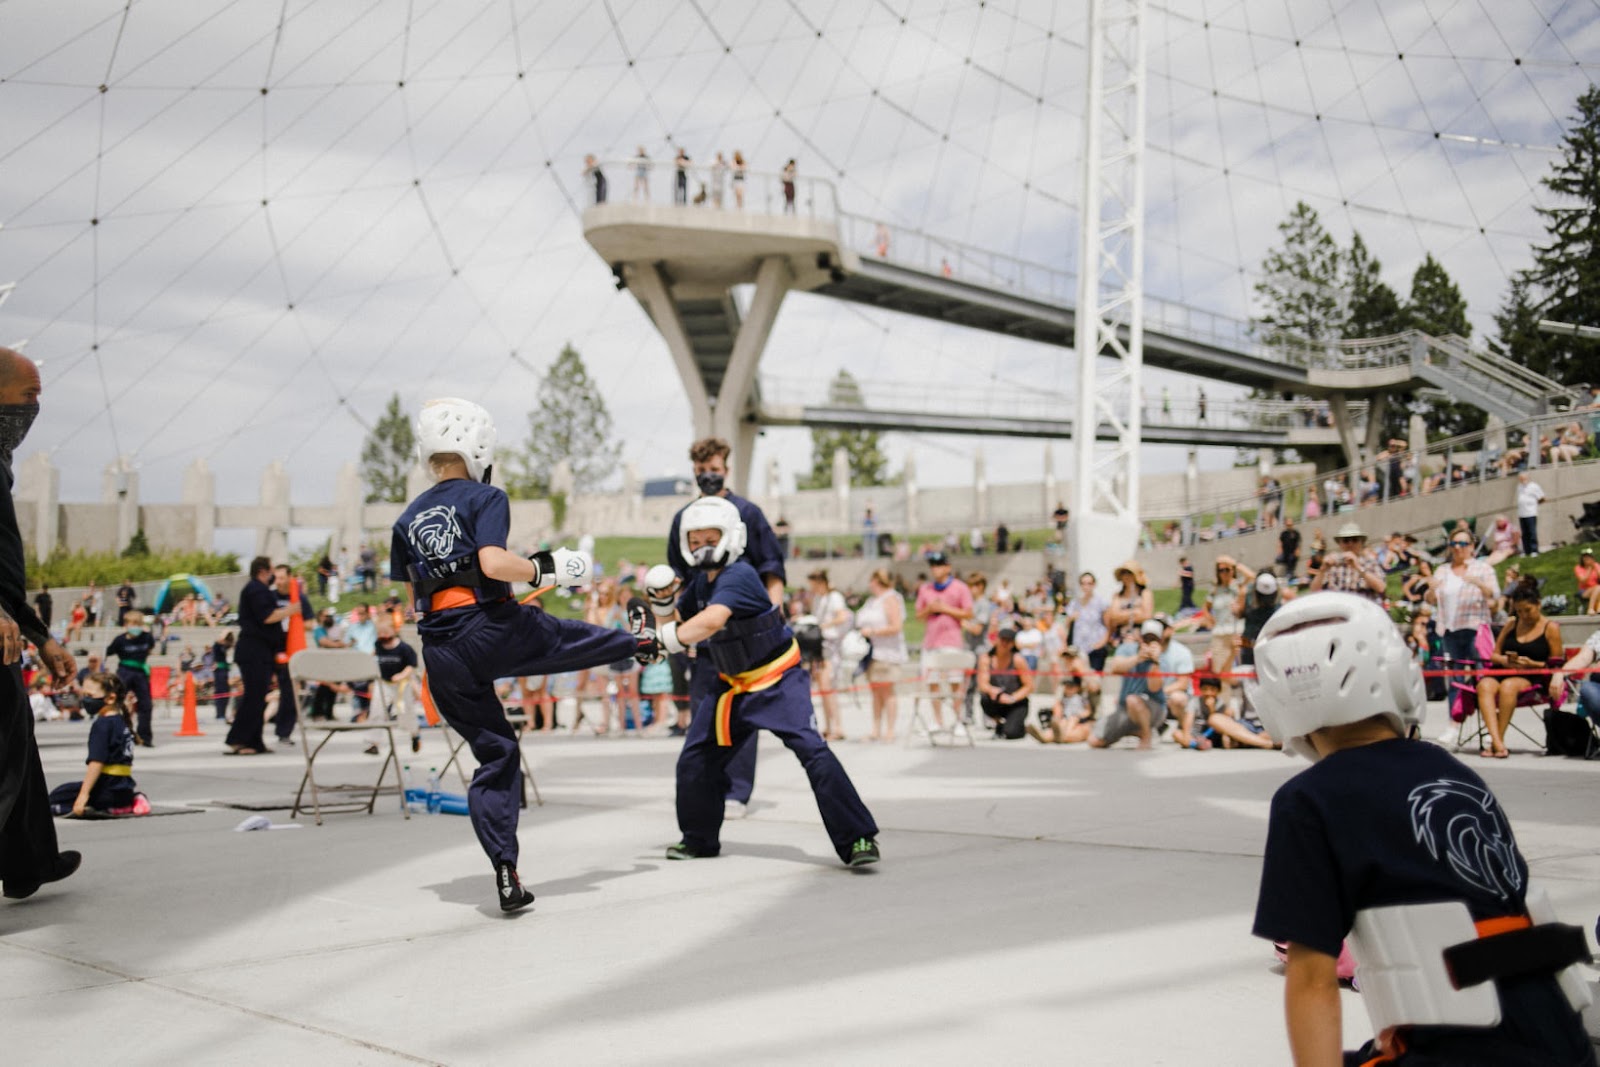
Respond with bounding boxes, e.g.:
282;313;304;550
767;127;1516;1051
1162;407;1598;535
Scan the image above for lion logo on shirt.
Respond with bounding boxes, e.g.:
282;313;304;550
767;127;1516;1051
407;505;463;561
1407;778;1522;901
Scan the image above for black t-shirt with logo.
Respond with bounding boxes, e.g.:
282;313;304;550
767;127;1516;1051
374;638;418;681
107;630;156;671
1253;738;1590;1063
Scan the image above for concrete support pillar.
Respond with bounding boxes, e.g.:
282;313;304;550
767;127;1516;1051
623;463;640;523
257;460;291;563
626;263;713;434
102;456;139;553
1183;448;1199;544
974;446;989;527
332;462;363;558
903;450;918;536
712;256;790;494
765;456;782;516
1363;392;1389;457
832;447;850;528
16;452;58;557
1409;412;1427;454
183;458;215;553
1329;394;1362;468
1042;445;1057;520
1485;414;1507;461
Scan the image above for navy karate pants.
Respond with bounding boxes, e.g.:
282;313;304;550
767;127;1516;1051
676;665;876;863
422;600;640;868
117;666;152;745
690;660;759;804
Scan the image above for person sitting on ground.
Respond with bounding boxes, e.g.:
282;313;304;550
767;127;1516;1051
49;672;148;817
1089;619;1175;751
1194;674;1276;750
1483;514;1521;565
28;676;59;722
976;627;1035;740
1475;577;1560;759
1575;548;1600;614
1027;670;1095;744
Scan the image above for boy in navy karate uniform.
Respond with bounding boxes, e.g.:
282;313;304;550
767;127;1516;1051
1247;593;1593;1066
392;398;655;912
651;496;879;867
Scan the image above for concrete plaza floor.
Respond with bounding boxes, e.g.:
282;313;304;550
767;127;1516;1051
5;699;1599;1065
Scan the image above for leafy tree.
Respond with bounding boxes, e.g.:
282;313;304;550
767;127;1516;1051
1343;233;1408;339
797;370;894;489
1252;201;1346;348
1511;85;1600;383
359;393;417;503
503;343;620;496
121;529;151;559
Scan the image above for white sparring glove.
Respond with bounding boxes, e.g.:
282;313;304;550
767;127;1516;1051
657;620;687;655
530;548;592;589
644;563;681;618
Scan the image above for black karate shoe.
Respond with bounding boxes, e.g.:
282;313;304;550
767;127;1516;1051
665;841;717;860
4;850;82;900
495;862;535;913
846;838;881;868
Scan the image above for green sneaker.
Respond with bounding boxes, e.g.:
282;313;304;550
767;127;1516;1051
666;841;714;861
847;838;881;868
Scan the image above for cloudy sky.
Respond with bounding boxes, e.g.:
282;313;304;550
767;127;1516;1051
1;0;1596;541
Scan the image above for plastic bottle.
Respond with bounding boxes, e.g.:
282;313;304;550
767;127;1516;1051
402;764;426;814
426;767;441;814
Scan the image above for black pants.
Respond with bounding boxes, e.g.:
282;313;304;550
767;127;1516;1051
1519;514;1539;555
118;666;152;745
981;696;1029;739
213;667;230;720
273;661;298;740
225;648;273;751
0;662;62;887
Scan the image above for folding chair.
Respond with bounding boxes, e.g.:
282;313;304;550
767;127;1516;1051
906;647;976;747
439;712;544;808
1444;657;1561;753
287;649;409;825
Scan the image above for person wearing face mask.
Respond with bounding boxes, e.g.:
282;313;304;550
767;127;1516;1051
0;347;83;900
106;611;157;747
270;563;315;745
226;557;294;756
49;672;148;817
644;496;879;867
664;436;786;822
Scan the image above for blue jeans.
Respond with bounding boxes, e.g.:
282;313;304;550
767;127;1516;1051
1576;679;1600;720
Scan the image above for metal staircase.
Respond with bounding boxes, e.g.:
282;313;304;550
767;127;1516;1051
1412;333;1580;421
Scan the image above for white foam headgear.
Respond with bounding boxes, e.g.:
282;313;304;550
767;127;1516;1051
417;398;497;483
678;495;746;568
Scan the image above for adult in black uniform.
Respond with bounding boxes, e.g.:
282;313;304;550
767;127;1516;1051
663;437;785;821
225;557;292;755
212;631;234;721
270;563;314;745
32;584;50;629
0;348;82;900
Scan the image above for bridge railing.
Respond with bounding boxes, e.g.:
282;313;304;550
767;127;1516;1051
584;157;841;219
758;375;1365;434
1160;408;1600;541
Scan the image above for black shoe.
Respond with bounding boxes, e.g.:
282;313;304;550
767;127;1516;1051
276;736;296;746
363;743;379;756
667;725;686;738
4;850;82;899
666;841;717;861
495;862;535;913
846;838;881;868
411;737;421;754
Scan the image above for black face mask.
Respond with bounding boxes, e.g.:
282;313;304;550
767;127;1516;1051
695;470;725;496
0;402;39;473
81;696;106;715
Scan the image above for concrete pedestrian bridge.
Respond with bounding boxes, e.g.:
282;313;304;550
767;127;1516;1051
581;167;1576;481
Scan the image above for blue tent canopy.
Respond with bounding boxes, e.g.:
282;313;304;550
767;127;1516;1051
151;574;217;614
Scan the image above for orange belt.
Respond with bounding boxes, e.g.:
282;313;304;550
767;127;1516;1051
713;641;801;746
426;586;480;612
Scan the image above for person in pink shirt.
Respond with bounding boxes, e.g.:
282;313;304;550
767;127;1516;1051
915;552;974;732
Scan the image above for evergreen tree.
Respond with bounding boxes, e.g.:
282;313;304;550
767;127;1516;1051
1252;201;1346;348
1407;254;1482;437
1495;275;1556;381
1515;85;1600;383
504;343;620;496
796;370;894;489
359;393;416;503
1343;233;1408;339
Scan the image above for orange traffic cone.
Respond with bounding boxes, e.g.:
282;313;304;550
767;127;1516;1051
174;670;205;737
420;673;442;727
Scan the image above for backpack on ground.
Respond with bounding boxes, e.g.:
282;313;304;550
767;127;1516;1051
1544;709;1600;759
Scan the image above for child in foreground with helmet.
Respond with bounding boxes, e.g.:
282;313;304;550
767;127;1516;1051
647;495;881;867
393;398;660;913
1246;592;1593;1066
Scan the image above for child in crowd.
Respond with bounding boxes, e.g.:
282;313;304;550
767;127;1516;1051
49;672;149;817
1025;671;1094;744
1192;674;1276;750
106;610;156;746
1247;593;1593;1065
28;676;59;722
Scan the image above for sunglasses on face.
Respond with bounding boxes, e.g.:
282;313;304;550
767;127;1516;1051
1451;540;1471;547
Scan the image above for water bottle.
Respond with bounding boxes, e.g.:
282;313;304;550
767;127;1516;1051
402;764;426;814
426;767;441;814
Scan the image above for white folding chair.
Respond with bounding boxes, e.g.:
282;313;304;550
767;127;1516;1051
906;647;976;747
287;649;408;825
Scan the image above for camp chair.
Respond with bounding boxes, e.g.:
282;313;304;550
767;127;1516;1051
907;647;976;747
287;649;408;825
1443;630;1561;753
439;710;544;809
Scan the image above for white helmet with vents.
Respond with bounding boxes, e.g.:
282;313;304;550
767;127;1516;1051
417;398;496;483
678;495;746;569
1244;592;1425;761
